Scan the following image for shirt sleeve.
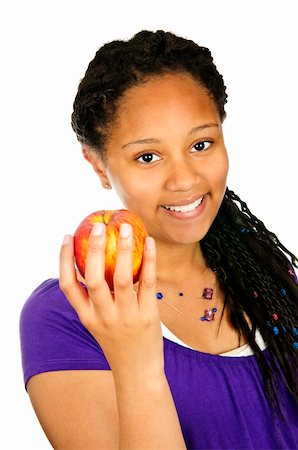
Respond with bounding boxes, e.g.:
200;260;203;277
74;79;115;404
19;278;111;390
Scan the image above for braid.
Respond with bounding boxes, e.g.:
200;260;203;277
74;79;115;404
71;30;297;416
201;187;298;416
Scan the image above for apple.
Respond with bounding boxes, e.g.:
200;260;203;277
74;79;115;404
74;209;148;290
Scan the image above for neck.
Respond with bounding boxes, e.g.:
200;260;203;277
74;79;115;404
155;239;208;284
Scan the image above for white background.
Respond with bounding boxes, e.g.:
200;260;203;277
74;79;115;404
1;0;297;448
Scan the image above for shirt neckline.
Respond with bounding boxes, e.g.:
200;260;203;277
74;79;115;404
161;321;267;358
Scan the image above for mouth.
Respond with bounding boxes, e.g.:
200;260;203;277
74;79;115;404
162;195;205;213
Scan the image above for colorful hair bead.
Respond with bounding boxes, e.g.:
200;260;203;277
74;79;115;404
272;313;278;321
292;327;298;337
240;227;250;234
288;268;298;284
280;288;287;297
273;326;279;335
253;291;259;298
292;342;298;349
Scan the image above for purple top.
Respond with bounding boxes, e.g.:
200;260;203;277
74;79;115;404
19;278;298;449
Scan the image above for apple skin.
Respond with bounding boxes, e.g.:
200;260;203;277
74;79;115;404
74;209;148;290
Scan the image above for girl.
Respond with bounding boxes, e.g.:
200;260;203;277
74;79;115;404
20;30;298;449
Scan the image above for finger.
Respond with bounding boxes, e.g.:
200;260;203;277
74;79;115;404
59;234;89;316
85;223;111;302
138;236;157;312
75;268;86;284
113;223;136;309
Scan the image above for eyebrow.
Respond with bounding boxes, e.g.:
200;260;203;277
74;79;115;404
122;123;219;149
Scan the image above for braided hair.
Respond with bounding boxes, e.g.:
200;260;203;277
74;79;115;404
71;30;298;416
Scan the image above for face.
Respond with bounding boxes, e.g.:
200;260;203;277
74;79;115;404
94;73;229;246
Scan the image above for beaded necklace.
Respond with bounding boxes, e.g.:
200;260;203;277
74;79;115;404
156;268;219;322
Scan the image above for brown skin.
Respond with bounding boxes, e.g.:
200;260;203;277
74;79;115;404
85;73;229;282
84;73;242;354
27;73;238;450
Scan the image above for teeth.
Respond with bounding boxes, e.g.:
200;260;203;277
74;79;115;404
163;196;204;212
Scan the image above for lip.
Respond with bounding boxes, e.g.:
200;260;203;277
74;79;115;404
161;194;208;220
161;194;207;208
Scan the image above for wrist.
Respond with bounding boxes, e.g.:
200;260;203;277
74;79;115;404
113;366;167;393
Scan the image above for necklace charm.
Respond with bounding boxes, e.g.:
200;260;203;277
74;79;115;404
201;307;217;321
202;288;213;299
156;268;219;323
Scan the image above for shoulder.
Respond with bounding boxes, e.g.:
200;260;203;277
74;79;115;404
20;278;110;389
21;278;69;313
19;278;83;342
20;278;81;326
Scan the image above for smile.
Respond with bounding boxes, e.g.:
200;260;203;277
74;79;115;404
162;196;205;212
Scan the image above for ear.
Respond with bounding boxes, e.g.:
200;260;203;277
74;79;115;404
82;147;112;189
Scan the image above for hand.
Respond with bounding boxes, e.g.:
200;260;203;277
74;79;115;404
59;223;164;379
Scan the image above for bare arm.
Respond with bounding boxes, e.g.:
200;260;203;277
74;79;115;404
27;370;119;450
56;224;187;449
27;369;185;450
114;371;186;450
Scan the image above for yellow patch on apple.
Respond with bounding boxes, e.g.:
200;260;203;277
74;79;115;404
74;209;148;290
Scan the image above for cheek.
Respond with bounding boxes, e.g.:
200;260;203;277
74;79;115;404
209;151;229;188
110;174;153;209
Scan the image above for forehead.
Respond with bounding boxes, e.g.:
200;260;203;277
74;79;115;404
110;73;219;137
115;73;217;124
119;72;214;111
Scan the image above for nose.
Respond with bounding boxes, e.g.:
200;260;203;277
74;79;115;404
165;157;199;192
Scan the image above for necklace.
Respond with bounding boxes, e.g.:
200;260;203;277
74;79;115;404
156;268;219;322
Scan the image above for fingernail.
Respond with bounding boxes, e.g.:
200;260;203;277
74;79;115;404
92;222;104;236
145;236;154;250
120;223;131;238
62;235;70;245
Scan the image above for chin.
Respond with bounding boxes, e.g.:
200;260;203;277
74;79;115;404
172;227;210;245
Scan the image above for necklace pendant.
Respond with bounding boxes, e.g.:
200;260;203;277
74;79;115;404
201;308;217;321
202;288;213;300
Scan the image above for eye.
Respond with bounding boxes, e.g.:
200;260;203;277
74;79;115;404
136;153;161;164
191;141;213;152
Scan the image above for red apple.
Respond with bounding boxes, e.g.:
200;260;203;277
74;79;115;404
74;209;148;290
